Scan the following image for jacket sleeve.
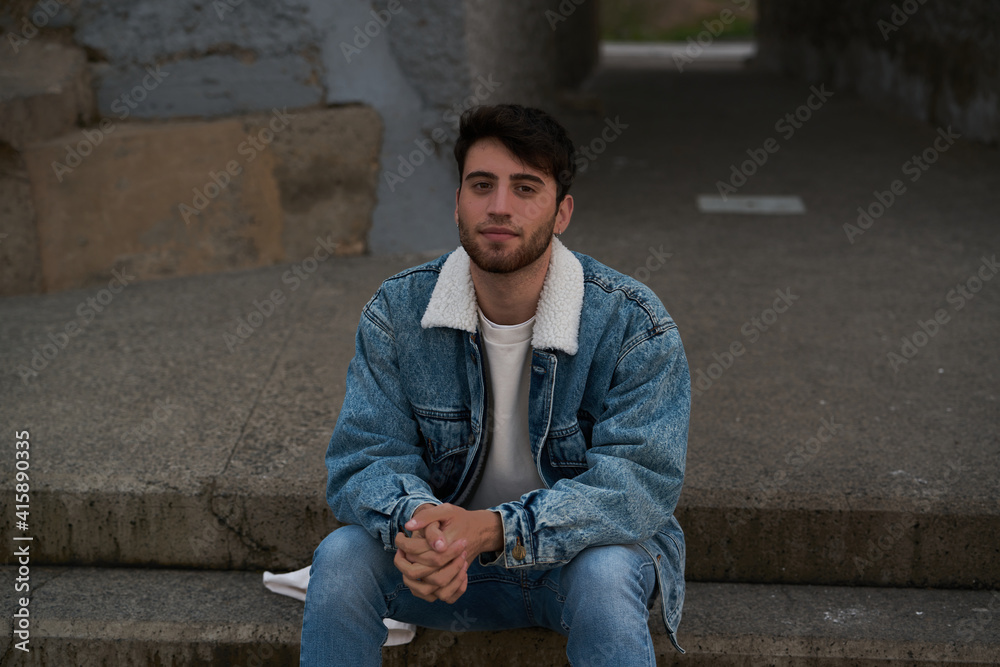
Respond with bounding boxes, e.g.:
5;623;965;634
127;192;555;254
325;289;441;551
487;322;690;569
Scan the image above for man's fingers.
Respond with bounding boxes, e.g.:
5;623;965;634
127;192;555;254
401;573;438;602
396;535;467;569
395;549;447;582
393;548;419;578
395;542;469;582
419;551;467;589
425;521;448;552
395;532;433;557
398;552;470;604
436;558;470;604
405;503;455;532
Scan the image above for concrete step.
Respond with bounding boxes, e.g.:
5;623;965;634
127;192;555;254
1;567;997;665
0;248;998;589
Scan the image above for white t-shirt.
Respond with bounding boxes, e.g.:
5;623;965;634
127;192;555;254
464;307;545;511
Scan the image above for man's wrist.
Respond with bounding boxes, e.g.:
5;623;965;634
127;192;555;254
478;510;504;553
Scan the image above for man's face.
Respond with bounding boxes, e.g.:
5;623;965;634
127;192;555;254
456;138;572;274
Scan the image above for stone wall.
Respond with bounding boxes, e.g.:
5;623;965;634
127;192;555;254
756;0;1000;145
0;0;599;295
47;0;598;256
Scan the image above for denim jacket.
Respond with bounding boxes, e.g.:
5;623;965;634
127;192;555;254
326;237;690;651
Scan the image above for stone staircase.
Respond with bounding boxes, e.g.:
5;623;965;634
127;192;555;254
3;48;1000;667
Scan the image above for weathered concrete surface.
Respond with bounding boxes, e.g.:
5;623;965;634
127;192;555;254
0;67;998;587
756;0;1000;144
0;144;41;297
671;583;1000;665
559;65;1000;588
0;567;301;665
0;40;94;151
53;0;600;255
463;0;600;109
22;119;286;293
1;569;997;665
242;105;383;258
91;54;323;120
323;0;489;257
0;253;419;570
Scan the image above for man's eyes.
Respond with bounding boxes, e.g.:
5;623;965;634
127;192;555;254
471;182;537;194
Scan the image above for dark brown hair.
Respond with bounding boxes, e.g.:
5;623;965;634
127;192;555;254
454;104;576;205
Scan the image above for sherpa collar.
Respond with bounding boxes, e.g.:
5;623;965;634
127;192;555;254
420;236;584;355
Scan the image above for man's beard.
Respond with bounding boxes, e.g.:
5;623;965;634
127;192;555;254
458;213;556;274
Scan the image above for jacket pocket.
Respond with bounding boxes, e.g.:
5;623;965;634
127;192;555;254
545;419;590;474
413;407;473;494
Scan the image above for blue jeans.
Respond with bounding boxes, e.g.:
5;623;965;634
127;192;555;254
300;525;661;666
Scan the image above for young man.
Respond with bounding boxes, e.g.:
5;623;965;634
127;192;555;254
301;104;690;666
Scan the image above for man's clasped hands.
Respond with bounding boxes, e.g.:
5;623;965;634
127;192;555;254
393;503;504;604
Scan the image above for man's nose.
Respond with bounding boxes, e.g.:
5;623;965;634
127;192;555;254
486;185;512;217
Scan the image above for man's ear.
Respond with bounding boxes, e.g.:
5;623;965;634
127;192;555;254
454;187;461;225
555;194;574;235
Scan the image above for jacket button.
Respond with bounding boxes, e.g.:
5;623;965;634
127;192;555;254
512;543;526;560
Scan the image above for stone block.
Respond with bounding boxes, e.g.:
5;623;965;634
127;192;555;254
22;118;286;292
0;40;94;150
92;54;323;120
242;105;382;258
0;143;42;296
